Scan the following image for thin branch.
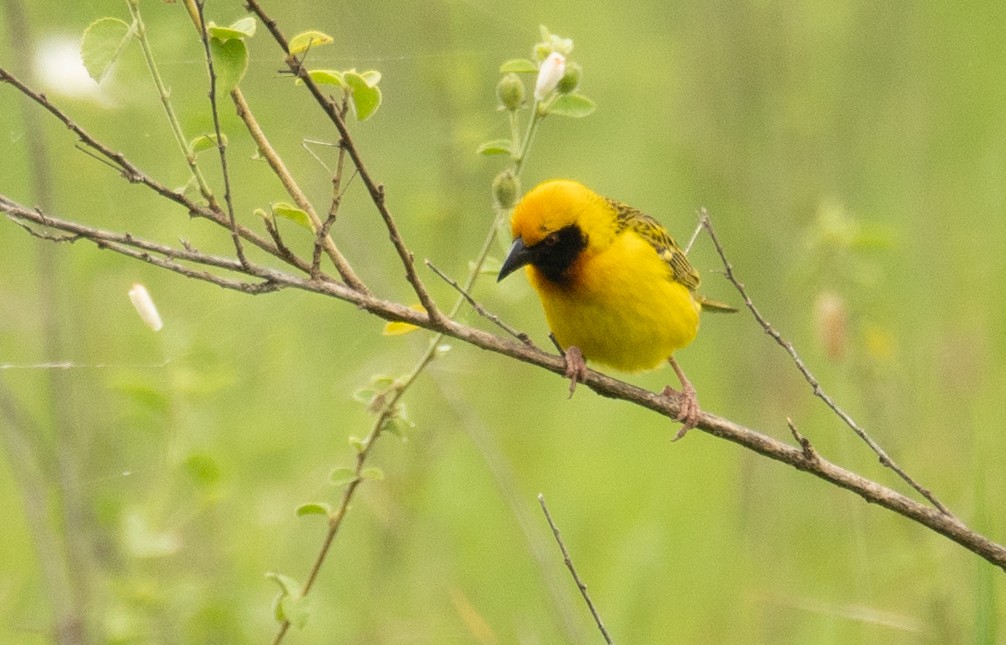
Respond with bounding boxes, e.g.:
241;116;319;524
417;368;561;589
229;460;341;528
194;0;248;266
5;196;1006;574
1;197;278;293
538;494;614;644
425;259;534;346
698;212;952;516
0;67;327;276
126;0;217;207
230;88;367;290
244;0;444;324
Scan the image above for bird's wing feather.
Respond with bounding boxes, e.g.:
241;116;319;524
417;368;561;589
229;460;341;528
609;199;701;291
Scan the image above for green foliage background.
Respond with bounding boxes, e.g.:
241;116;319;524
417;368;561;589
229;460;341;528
2;0;1005;642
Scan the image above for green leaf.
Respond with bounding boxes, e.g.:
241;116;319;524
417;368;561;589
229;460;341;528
476;139;513;156
189;133;226;155
295;502;332;517
280;594;311;630
266;572;309;628
499;58;538;73
300;69;345;87
382;417;412;440
81;17;133;83
271;202;314;231
360;467;384;481
210;36;248;93
266;572;301;597
359;70;382;87
344;71;382;121
288;30;334;55
207;16;256;42
548;93;596;118
348;435;367;453
330;467;357;487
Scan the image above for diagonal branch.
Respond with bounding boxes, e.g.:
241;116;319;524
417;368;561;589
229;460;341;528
230;88;368;291
0;67;329;277
4;195;1005;574
699;212;951;516
244;0;444;325
539;494;613;644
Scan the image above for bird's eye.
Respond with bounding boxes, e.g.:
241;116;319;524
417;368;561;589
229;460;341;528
543;232;559;246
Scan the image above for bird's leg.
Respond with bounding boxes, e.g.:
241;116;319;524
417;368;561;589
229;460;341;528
661;356;700;440
550;334;588;398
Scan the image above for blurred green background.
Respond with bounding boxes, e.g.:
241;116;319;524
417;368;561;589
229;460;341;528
2;0;1005;642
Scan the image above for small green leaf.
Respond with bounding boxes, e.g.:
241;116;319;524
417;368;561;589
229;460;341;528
288;30;334;55
499;58;538;73
344;71;382;121
210;36;248;93
360;467;384;481
547;93;596;118
266;572;301;597
189;133;226;155
348;435;367;453
280;594;311;630
359;70;382;87
296;502;332;517
266;572;309;628
300;69;345;87
330;467;357;487
207;16;256;42
382;417;412;441
81;17;133;83
271;202;314;231
352;387;375;405
476;139;513;156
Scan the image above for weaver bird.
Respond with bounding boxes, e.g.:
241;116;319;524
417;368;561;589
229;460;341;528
497;179;733;437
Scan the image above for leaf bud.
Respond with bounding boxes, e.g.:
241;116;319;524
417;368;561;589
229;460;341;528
496;72;525;111
492;170;520;210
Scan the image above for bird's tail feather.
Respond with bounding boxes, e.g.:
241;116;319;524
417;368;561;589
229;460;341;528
697;295;738;313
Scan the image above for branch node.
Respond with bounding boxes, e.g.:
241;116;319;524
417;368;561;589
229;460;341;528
787;418;819;464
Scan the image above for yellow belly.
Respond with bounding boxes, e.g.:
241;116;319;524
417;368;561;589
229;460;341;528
527;232;700;373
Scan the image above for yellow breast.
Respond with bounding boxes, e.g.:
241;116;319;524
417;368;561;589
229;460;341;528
527;227;700;372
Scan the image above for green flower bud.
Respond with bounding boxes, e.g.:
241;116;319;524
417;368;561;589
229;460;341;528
496;73;525;112
556;62;582;94
492;170;520;210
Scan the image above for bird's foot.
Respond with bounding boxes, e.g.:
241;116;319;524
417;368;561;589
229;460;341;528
562;345;588;398
664;357;701;440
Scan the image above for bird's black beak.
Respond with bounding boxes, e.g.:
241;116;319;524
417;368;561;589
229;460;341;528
498;238;535;282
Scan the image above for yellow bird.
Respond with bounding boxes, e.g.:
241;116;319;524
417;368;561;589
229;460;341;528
497;179;732;437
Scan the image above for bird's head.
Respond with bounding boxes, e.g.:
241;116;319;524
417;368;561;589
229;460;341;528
497;179;614;284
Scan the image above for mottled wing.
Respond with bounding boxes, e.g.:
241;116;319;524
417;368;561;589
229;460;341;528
608;198;700;291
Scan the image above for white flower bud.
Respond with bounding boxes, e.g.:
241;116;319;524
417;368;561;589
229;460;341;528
534;52;566;101
128;283;163;332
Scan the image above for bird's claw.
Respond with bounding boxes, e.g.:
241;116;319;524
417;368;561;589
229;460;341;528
661;383;700;440
562;346;588;398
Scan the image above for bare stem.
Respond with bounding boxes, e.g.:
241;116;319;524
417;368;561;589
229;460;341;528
539;494;614;644
699;212;951;515
194;0;247;266
245;0;442;323
426;260;534;345
126;0;216;206
230;89;368;291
